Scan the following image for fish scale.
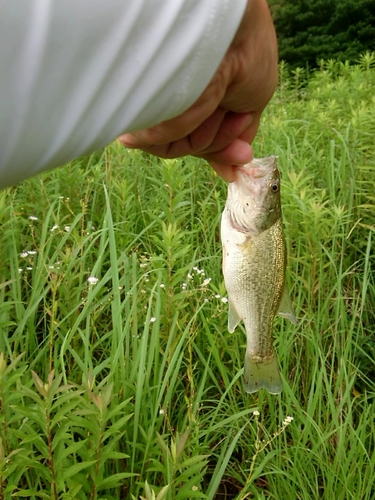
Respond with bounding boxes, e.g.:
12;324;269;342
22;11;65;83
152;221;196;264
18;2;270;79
224;220;285;370
221;156;297;394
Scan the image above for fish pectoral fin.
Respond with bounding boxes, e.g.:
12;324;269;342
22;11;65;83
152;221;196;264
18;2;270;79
277;286;298;325
228;301;241;333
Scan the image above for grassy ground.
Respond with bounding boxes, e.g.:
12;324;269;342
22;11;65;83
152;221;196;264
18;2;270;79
0;55;374;499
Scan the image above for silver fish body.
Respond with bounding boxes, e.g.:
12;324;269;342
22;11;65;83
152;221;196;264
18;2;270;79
221;156;296;394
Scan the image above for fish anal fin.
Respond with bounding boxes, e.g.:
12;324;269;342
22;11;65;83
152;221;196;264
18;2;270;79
228;301;241;333
278;286;298;325
243;353;282;395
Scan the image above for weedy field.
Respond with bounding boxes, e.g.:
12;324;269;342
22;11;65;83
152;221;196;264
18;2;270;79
0;53;374;499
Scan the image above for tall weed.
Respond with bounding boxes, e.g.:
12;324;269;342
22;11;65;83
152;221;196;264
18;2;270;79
0;58;374;498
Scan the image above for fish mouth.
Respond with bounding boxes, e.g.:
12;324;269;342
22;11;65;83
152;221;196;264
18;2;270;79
237;166;271;179
236;156;277;180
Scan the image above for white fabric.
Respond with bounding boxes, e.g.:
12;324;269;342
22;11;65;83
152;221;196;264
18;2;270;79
0;0;246;187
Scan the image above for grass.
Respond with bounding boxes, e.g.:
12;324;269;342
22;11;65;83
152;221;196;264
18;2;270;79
0;54;374;499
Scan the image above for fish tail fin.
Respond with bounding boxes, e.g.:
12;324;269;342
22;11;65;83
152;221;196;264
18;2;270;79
243;353;283;395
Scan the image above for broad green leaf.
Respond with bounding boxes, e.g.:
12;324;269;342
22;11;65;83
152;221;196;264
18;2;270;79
96;472;138;491
61;460;96;480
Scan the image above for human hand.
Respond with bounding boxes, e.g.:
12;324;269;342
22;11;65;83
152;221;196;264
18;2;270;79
119;0;278;182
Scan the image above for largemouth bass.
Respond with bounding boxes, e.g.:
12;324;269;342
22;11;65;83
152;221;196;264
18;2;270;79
221;156;296;394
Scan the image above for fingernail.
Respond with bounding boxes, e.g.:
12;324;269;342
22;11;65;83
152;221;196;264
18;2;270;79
118;134;136;148
244;112;254;126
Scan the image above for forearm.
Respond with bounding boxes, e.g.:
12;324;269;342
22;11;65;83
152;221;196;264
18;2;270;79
0;0;246;187
120;0;278;181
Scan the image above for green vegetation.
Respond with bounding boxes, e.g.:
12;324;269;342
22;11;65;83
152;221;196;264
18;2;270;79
0;56;374;498
269;0;375;69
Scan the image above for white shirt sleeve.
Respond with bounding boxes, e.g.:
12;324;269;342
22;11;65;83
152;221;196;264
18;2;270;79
0;0;247;188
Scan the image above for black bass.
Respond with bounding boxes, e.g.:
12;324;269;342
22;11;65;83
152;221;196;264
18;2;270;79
221;156;296;394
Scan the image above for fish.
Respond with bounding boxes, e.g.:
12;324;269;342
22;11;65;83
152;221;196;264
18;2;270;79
221;156;297;395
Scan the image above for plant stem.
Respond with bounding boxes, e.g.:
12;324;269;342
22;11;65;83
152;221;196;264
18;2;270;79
46;408;58;500
90;413;104;500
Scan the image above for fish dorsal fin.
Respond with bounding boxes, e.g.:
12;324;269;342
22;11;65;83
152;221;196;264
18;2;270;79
228;301;241;333
277;286;298;325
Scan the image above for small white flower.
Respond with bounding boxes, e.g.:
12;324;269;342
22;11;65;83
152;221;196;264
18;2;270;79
18;268;23;273
20;252;28;258
283;416;294;426
150;317;157;323
26;267;33;271
28;215;38;221
160;283;165;288
159;409;165;415
253;410;260;416
64;225;71;232
215;294;221;298
27;250;37;255
221;297;228;304
202;278;211;286
192;486;198;491
87;276;99;285
50;224;59;232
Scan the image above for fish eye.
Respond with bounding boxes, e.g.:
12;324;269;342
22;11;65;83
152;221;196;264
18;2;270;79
270;180;279;193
